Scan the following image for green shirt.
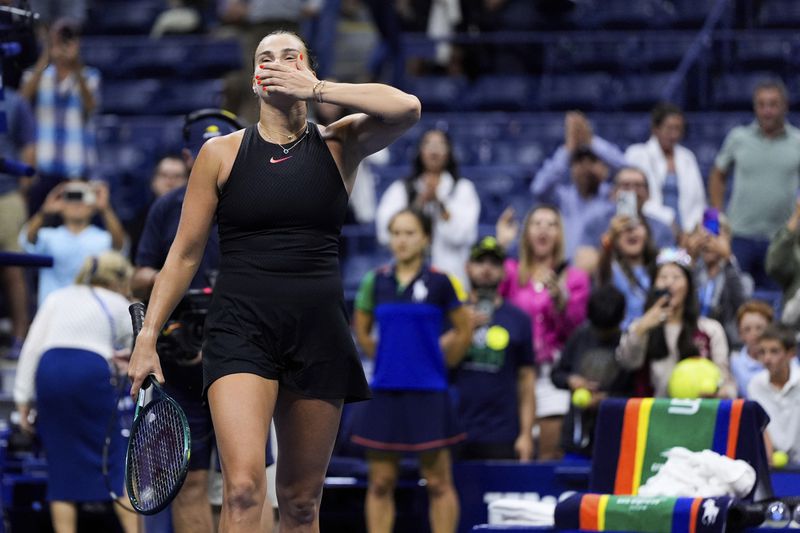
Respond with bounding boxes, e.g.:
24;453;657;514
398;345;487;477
715;121;800;238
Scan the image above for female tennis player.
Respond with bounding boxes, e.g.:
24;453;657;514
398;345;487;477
127;30;421;532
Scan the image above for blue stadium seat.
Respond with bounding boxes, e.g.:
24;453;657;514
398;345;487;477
667;0;718;28
545;36;637;73
463;76;537;111
85;2;161;35
153;79;224;115
592;0;673;29
711;72;780;110
618;73;683;111
538;73;615;111
407;76;468;112
758;0;800;28
638;35;695;71
81;39;124;79
190;39;243;77
101;79;162;115
735;37;795;71
122;41;191;78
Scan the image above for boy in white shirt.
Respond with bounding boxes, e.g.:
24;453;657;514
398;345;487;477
747;324;800;465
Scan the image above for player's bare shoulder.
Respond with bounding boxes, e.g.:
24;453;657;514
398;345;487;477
196;129;246;190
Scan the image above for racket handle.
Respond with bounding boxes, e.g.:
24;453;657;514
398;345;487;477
129;302;146;343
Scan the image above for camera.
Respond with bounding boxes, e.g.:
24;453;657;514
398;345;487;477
157;288;213;363
62;182;96;205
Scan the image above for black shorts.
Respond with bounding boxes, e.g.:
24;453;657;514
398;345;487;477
201;266;371;403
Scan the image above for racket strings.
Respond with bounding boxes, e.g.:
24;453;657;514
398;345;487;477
129;401;187;512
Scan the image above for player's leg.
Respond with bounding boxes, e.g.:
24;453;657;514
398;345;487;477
208;374;277;532
365;450;400;533
272;388;343;532
49;501;77;533
419;448;459;533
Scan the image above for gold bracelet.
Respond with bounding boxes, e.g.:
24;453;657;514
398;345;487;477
312;80;324;102
316;80;326;103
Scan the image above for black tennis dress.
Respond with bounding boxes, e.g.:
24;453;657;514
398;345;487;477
202;122;371;402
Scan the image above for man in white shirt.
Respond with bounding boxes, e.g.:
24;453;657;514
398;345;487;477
747;324;800;465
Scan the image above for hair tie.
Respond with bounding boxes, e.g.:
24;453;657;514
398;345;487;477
90;256;99;275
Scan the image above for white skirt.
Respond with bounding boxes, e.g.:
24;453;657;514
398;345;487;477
535;362;570;418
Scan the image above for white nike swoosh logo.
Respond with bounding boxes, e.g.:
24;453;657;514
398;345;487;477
270;156;293;164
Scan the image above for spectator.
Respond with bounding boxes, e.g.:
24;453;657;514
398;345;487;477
747;324;800;465
766;199;800;315
685;209;750;347
125;154;189;262
376;128;480;288
530;111;627;202
708;79;800;289
0;87;36;359
14;251;136;533
20;18;101;214
624;102;706;233
218;0;322;124
577;166;675;262
20;180;125;306
552;284;633;457
731;300;773;398
351;208;472;533
617;248;735;398
595;215;657;329
452;236;536;461
495;205;590;460
150;0;204;37
533;146;615;260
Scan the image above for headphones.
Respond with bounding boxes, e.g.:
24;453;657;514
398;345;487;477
182;108;244;144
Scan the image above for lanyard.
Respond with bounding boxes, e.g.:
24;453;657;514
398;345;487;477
699;279;716;317
90;287;124;351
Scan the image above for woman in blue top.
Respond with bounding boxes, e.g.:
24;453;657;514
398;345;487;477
352;207;472;533
596;214;657;329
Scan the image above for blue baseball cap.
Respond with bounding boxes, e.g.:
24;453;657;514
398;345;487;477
183;108;243;157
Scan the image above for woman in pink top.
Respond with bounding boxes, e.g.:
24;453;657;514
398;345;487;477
497;205;591;460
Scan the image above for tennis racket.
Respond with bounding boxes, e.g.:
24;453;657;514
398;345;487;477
125;302;191;515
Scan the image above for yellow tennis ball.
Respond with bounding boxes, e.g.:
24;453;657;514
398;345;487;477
485;326;510;351
773;451;789;469
667;357;721;399
572;387;592;409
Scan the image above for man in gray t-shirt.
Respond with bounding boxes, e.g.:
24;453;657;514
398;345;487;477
708;79;800;289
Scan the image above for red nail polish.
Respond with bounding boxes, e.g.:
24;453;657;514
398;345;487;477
299;53;303;60
255;75;260;80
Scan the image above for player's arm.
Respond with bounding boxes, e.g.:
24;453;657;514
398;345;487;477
128;138;223;396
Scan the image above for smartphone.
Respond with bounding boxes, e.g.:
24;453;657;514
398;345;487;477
653;288;671;305
616;190;638;219
702;208;720;236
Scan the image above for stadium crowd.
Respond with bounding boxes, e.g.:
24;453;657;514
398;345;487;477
1;1;799;532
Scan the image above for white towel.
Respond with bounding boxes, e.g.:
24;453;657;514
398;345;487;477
637;447;756;498
488;498;556;526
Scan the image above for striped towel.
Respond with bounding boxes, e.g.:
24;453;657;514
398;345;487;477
555;493;733;533
589;398;771;499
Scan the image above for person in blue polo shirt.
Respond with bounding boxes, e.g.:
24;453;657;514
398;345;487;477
451;236;536;461
352;207;473;533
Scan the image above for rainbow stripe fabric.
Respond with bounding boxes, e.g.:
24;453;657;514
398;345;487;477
588;398;770;499
554;493;734;533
